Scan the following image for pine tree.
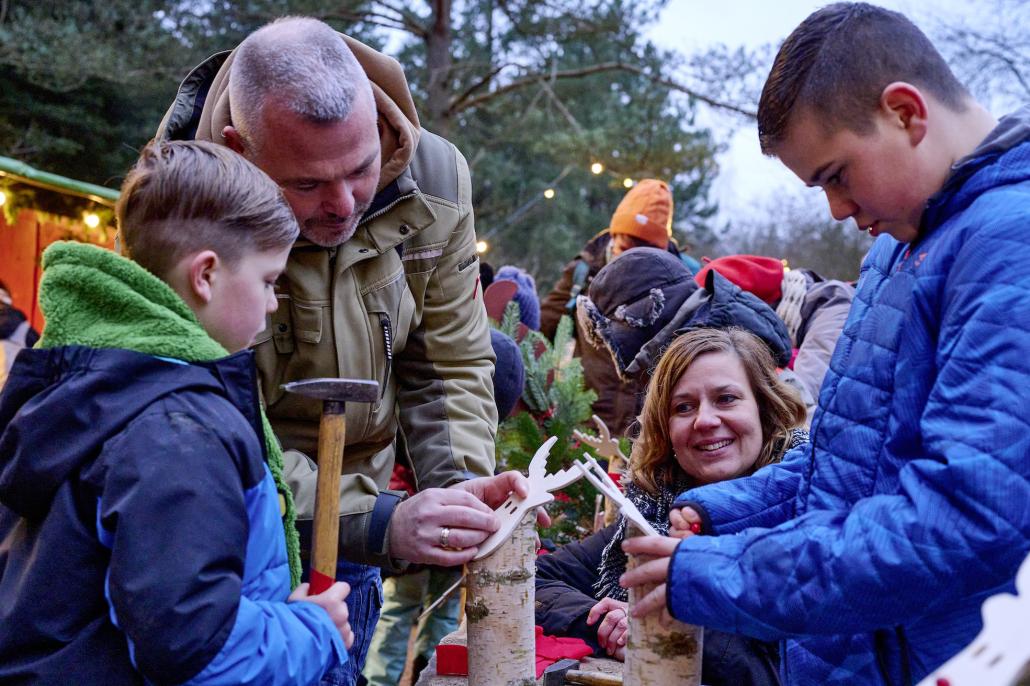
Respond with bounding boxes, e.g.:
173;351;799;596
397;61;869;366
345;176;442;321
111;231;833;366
495;307;604;543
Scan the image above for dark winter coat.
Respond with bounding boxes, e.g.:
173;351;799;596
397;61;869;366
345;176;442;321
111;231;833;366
0;348;344;685
540;231;640;435
535;524;780;686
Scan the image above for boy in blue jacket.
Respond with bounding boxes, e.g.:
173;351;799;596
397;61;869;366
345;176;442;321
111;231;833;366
622;3;1030;684
0;140;352;684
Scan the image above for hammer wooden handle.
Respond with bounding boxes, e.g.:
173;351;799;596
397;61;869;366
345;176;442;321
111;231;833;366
310;407;346;594
565;670;623;686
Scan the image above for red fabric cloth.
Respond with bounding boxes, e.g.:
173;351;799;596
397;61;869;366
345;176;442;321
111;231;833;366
535;625;594;678
694;254;785;304
433;626;593;678
388;463;416;496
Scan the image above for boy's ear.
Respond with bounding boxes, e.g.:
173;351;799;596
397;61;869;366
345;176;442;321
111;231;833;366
222;125;246;155
187;250;221;305
880;82;929;147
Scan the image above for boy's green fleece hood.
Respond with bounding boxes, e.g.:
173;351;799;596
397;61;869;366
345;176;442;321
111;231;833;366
37;241;302;586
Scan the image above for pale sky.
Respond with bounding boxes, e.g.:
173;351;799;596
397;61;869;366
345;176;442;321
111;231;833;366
648;0;995;224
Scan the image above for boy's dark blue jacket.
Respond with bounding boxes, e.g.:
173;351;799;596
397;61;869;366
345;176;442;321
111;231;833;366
666;110;1030;684
0;346;344;684
0;242;344;684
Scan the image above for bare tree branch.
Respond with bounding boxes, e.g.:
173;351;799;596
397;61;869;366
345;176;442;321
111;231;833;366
324;9;426;37
371;0;428;35
449;61;757;118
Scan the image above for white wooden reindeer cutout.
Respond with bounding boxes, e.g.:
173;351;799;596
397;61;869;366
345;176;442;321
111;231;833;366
474;436;584;560
475;438;662;561
917;551;1030;686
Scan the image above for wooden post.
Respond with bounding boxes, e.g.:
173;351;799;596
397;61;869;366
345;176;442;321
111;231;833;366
466;510;536;686
603;451;625;526
623;523;703;686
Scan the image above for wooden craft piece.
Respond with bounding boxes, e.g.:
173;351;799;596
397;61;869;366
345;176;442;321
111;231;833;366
573;414;629;526
473;436;584;561
574;454;659;536
917;551;1030;686
573;414;628;464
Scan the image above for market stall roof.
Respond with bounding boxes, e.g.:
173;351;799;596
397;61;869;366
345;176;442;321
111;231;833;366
0;156;119;207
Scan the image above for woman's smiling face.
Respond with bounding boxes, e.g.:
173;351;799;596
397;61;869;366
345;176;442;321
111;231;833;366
668;350;763;485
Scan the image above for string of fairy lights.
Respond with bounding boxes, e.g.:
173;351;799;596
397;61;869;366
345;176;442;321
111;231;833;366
541;161;636;201
475;160;640;254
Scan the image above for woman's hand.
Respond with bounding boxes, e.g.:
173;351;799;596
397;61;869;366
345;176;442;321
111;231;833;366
619;535;681;620
586;597;629;660
289;581;354;648
668;506;702;539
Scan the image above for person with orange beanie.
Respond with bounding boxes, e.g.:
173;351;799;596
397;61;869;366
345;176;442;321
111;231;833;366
539;179;700;435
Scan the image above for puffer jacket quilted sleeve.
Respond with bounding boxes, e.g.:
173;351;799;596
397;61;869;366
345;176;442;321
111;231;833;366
664;138;1030;684
673;443;809;536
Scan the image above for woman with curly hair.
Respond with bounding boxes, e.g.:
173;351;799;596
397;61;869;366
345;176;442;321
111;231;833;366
536;326;808;685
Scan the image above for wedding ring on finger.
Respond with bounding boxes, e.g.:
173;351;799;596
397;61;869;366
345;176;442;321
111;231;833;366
438;527;461;551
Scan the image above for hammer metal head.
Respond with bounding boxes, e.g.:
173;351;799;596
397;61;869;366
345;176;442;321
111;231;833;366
281;378;379;403
542;659;581;686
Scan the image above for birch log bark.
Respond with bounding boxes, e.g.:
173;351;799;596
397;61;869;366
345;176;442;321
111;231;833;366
623;523;703;685
465;510;536;686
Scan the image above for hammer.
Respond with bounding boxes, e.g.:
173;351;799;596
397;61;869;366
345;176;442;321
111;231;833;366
542;659;623;686
282;378;378;594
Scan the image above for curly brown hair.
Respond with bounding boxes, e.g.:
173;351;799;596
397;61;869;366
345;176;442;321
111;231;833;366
629;327;807;495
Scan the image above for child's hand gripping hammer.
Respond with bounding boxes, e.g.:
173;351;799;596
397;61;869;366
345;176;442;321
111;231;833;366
282;378;379;594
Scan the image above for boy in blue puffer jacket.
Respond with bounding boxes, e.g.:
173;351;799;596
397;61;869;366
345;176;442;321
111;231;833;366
0;140;352;684
622;4;1030;684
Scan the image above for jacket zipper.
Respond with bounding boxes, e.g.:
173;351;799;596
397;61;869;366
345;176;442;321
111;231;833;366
874;626;913;686
378;313;393;397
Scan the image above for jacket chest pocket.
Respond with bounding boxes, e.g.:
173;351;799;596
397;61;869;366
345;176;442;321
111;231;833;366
253;294;332;411
360;267;416;401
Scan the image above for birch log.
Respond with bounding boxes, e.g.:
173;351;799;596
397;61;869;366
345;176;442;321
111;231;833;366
623;523;703;685
466;510;536;686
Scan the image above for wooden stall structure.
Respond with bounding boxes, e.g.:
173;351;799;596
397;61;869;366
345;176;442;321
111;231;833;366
0;155;119;332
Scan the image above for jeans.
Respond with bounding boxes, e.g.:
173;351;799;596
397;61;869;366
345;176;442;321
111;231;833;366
297;522;383;686
318;557;383;686
361;568;462;686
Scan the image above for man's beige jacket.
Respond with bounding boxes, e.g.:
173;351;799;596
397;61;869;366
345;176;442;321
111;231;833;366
157;35;496;569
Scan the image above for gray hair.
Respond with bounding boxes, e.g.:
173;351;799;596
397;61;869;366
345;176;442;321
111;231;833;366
229;17;372;146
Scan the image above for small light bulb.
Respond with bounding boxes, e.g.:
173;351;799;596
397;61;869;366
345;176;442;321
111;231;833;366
0;190;6;206
590;162;604;175
543;188;556;199
84;212;101;229
623;178;634;188
476;240;488;254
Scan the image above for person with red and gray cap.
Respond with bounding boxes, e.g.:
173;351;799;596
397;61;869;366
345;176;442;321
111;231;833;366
539;179;700;435
694;256;854;419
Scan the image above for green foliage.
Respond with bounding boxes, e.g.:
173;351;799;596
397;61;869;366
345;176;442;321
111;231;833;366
393;0;721;284
0;0;721;289
494;314;602;544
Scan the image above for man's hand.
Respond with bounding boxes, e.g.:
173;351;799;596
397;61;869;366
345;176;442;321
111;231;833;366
455;470;551;527
619;535;681;620
668;506;702;539
289;581;354;648
387;471;550;565
586;597;629;660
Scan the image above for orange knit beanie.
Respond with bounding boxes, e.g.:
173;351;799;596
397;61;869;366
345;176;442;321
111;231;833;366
608;179;673;249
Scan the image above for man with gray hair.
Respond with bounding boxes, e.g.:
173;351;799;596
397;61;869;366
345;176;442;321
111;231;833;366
158;17;524;684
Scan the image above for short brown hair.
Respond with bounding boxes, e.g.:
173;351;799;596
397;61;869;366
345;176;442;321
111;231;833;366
116;140;298;279
757;2;969;153
629;327;807;495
